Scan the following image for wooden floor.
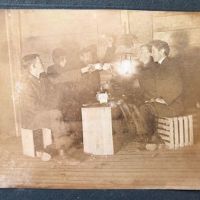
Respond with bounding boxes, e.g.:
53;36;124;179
1;133;200;189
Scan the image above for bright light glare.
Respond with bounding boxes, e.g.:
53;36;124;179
117;59;137;76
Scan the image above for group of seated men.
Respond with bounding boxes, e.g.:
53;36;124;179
19;38;200;158
19;45;102;159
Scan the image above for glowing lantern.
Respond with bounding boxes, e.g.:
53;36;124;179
117;54;139;76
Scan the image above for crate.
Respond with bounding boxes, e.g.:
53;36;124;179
21;128;53;157
157;115;193;149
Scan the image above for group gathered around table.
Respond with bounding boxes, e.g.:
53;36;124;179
18;34;200;160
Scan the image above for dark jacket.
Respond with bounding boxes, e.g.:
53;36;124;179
156;58;182;102
139;58;184;117
154;57;184;117
139;60;157;101
20;72;59;128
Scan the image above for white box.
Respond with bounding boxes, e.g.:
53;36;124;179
81;106;114;155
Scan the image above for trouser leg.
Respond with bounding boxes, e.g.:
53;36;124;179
31;109;75;153
119;102;137;136
134;103;157;137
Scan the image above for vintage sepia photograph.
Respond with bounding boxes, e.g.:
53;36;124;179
1;9;200;189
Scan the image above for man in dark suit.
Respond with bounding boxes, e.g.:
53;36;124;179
138;44;157;103
20;54;75;159
136;40;184;141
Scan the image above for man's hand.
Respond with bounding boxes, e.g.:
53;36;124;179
154;98;167;105
145;97;167;105
102;63;112;70
88;63;102;73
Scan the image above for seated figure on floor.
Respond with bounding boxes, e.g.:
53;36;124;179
136;40;184;143
20;54;75;159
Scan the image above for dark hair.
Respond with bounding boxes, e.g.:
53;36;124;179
52;48;66;64
22;54;39;70
140;43;152;53
150;40;170;56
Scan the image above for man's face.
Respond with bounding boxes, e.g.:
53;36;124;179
152;46;166;63
80;52;93;65
30;57;45;78
139;46;152;65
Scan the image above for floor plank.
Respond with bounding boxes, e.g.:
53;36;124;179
0;134;200;189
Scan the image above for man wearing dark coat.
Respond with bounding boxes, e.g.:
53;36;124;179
136;40;184;141
138;44;157;103
20;54;74;159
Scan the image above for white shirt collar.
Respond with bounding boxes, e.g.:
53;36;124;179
158;56;167;64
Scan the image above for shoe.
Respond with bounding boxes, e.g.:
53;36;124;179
41;152;51;161
145;143;157;151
